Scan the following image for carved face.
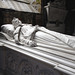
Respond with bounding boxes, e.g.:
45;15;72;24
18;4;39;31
12;17;22;28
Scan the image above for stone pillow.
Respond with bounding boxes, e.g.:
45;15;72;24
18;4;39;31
1;24;14;37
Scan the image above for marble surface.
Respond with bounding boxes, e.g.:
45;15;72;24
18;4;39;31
0;38;75;75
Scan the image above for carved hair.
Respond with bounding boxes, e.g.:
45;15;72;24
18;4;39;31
12;17;22;28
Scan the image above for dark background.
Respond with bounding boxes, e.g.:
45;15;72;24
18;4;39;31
0;0;75;35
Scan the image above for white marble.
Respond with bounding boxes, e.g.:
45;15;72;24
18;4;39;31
0;38;75;75
0;18;75;75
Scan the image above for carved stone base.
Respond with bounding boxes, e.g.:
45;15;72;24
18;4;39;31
1;47;67;75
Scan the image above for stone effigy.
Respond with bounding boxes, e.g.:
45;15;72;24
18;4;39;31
1;17;75;48
12;18;38;47
0;18;75;75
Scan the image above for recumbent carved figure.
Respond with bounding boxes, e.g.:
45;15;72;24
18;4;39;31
1;18;75;48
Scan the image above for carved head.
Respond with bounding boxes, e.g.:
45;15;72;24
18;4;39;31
12;17;22;28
